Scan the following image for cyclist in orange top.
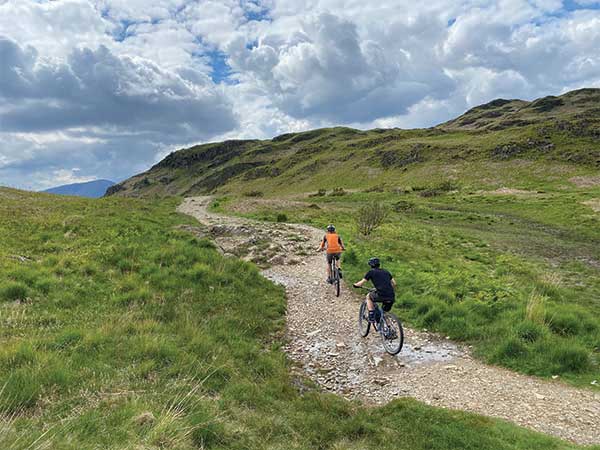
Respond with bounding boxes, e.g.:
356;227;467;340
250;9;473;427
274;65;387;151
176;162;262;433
318;224;345;283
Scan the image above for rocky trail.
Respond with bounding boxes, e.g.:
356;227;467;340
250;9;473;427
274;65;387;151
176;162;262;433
178;197;600;446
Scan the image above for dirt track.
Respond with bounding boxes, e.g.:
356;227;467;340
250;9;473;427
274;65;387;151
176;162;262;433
178;196;600;446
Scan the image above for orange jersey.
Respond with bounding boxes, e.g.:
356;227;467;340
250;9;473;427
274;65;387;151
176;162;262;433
320;232;343;253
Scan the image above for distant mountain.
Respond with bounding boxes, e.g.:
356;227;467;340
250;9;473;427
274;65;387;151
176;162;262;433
44;179;115;198
107;88;600;198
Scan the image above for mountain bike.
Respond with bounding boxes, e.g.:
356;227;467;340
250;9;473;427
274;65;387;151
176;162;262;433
329;255;341;297
356;288;404;355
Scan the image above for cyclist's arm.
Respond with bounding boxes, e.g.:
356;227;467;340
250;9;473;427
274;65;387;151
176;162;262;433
338;236;345;251
391;278;397;289
317;235;326;251
353;278;368;288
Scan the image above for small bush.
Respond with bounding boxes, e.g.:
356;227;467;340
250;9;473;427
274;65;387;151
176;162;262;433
0;282;29;302
418;181;459;197
393;200;415;212
437;180;459;192
363;184;385;193
244;190;264;197
355;202;389;236
309;189;327;197
276;213;288;223
329;187;346;196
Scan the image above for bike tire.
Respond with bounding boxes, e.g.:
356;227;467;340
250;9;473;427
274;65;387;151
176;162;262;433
381;313;404;355
335;270;340;297
358;301;370;337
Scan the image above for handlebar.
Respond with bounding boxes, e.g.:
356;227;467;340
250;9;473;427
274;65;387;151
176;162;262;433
353;285;376;293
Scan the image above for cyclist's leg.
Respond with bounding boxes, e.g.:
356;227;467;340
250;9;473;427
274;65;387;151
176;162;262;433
334;254;342;277
326;253;332;281
366;294;374;310
367;292;377;322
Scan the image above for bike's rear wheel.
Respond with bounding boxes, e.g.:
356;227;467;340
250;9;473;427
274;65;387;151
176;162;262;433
335;270;340;297
358;301;370;337
380;313;404;355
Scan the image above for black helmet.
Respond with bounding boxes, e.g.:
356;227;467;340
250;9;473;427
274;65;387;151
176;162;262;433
368;257;380;268
326;224;335;232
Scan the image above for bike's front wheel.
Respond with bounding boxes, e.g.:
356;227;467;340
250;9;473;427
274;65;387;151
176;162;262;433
358;301;370;337
380;313;404;355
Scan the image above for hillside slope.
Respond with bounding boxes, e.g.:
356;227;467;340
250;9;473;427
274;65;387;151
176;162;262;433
108;88;600;198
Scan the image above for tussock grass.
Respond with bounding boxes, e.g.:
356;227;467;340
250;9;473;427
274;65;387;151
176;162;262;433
526;290;547;324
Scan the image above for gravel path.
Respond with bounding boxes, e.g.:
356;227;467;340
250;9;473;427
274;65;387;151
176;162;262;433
178;197;600;446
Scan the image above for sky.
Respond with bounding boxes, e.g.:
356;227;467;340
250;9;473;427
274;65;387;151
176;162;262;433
1;0;600;190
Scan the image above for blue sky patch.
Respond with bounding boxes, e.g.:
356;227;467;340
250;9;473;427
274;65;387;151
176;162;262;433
206;50;236;84
563;0;600;11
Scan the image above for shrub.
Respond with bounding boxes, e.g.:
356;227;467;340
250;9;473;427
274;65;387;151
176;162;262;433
309;189;327;197
393;200;415;212
437;180;459;192
244;190;264;197
363;184;385;193
276;213;288;223
329;187;346;196
355;202;389;236
418;181;459;197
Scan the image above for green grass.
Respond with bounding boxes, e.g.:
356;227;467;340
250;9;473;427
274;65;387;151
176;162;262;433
218;182;600;388
0;187;592;449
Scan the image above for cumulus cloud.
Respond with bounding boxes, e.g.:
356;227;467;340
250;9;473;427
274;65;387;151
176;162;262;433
1;0;600;189
0;34;236;189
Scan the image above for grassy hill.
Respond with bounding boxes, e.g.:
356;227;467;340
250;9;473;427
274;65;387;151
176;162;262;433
106;88;600;388
1;187;589;449
107;88;600;199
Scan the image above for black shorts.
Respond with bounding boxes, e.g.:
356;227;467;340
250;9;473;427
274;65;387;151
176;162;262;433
326;253;341;263
368;291;394;312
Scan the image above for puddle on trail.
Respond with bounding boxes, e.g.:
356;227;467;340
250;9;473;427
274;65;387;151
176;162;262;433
355;337;462;369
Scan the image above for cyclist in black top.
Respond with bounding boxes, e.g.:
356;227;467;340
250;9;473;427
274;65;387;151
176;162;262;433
353;257;396;323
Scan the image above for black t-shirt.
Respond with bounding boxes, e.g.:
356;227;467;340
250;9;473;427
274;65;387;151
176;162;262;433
365;268;395;300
